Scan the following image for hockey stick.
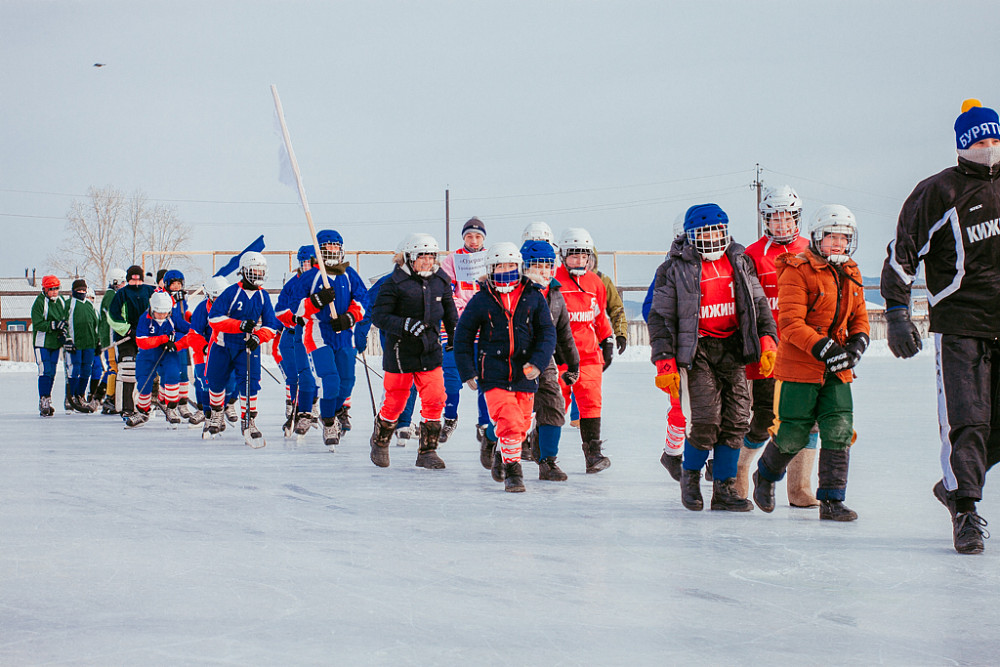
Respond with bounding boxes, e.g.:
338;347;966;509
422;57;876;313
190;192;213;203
360;350;378;417
243;334;252;435
355;353;383;379
135;344;169;400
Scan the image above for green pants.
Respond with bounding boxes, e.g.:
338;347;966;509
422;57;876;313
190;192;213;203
771;377;854;454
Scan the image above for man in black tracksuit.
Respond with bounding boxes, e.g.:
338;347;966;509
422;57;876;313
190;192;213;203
107;265;155;415
881;98;1000;554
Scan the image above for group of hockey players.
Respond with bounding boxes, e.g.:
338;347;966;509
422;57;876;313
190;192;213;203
28;98;1000;554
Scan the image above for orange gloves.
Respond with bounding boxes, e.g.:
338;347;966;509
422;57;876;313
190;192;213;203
758;336;777;377
654;358;680;398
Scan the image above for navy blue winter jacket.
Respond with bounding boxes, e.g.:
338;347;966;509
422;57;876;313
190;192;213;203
454;279;557;393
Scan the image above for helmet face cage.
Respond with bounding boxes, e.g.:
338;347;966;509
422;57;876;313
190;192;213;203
811;224;858;264
687;223;731;262
763;209;802;244
522;258;555;284
239;253;268;287
319;242;344;268
486;244;522;293
149;292;173;318
406;250;440;277
560;247;593;275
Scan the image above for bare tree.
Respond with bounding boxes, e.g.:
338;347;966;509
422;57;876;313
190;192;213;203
49;185;127;286
50;187;194;287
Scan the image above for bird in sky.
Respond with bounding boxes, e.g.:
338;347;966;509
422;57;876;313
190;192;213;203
93;63;106;68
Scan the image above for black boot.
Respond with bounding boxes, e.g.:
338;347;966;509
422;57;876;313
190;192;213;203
953;511;989;554
479;426;497;470
580;417;610;473
933;480;957;519
538;457;568;481
415;420;446;469
704;459;714;482
491;447;506;483
680;468;703;511
753;441;794;513
711;478;754;512
819;500;858;522
752;470;776;513
369;417;396;468
521;432;535;463
660;451;682;481
336;405;352;433
504;461;525;492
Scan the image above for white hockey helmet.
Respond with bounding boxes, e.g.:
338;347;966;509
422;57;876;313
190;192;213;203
485;242;522;293
558;227;596;275
402;233;441;277
759;185;803;244
809;204;858;265
521;221;555;245
107;267;127;288
149;291;174;315
204;276;229;300
239;251;268;287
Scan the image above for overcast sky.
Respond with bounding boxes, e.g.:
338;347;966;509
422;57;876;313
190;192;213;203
1;1;995;286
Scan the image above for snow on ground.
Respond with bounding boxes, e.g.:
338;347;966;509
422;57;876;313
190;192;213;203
2;348;997;666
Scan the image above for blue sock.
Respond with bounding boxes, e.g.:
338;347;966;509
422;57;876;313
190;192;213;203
486;423;497;442
806;432;819;450
538;424;561;460
712;444;739;480
682;440;710;471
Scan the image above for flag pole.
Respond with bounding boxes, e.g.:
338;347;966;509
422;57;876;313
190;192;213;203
270;84;331;290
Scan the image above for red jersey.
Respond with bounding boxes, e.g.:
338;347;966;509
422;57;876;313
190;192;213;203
555;266;613;366
698;254;738;339
743;235;809;334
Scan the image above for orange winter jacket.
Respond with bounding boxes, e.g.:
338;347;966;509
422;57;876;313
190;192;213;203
773;251;870;384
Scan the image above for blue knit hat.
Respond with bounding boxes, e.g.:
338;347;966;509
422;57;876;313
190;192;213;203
462;217;487;238
683;203;729;232
955;99;1000;149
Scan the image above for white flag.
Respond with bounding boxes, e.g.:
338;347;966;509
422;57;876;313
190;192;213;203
273;110;297;190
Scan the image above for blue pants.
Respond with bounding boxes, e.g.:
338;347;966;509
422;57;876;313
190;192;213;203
309;346;355;419
194;362;238;415
279;328;317;410
442;346;492;425
570;393;580;422
35;347;60;397
90;349;103;382
67;347;96;396
207;343;261;398
137;349;181;396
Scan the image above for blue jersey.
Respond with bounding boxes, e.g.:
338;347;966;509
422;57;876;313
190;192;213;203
136;312;189;359
290;265;367;352
208;282;281;349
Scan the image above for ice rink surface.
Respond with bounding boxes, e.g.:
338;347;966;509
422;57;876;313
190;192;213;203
2;345;999;665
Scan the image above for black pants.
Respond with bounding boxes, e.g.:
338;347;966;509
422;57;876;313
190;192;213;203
682;335;750;451
936;334;1000;500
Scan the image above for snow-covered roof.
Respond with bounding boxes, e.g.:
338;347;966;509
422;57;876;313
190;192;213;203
1;295;40;320
0;276;77;292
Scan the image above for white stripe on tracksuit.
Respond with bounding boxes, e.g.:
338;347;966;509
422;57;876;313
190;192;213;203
934;333;959;492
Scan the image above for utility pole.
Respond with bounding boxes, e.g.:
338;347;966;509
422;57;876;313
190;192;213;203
752;163;764;238
445;189;450;251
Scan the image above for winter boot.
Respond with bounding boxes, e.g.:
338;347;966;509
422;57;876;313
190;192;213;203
704;459;714;482
660;451;682;482
491;447;506;483
504;461;526;492
39;396;54;417
440;418;458;443
953;510;989;554
395;425;413;446
336;405;352;433
752;470;776;513
734;446;759;498
369;417;396;468
521;435;534;463
242;413;266;448
224;401;238;423
322;417;342;452
164;403;182;428
538;457;568;481
786;448;819;508
680;468;703;511
124;409;150;428
819;500;858;522
711;477;754;512
480;426;498;470
580;418;610;473
293;412;313;437
415;420;446;469
753;441;795;512
933;480;958;519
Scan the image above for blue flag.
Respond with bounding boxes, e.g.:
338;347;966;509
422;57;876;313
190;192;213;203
215;235;266;277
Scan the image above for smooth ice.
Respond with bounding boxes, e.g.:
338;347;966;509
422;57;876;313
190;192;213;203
2;345;999;666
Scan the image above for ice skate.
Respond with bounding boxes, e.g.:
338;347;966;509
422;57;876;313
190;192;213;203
242;415;266;449
39;396;54;418
538;457;567;481
322;417;342;452
224;402;238;423
188;410;206;427
293;412;313;438
370;417;396;467
414;420;445;469
164;405;182;429
124;409;150;429
439;417;458;443
394;425;412;447
101;396;118;415
177;400;194;421
336;405;352;433
207;408;225;437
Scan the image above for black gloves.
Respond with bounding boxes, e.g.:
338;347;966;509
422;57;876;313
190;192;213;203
811;337;855;373
163;340;177;353
64;340;76;353
403;318;428;337
845;332;870;364
601;337;614;371
330;312;356;332
239;320;256;334
309;287;336;310
245;334;260;352
295;316;306;327
52;320;67;334
561;368;580;386
616;335;627;355
885;307;922;359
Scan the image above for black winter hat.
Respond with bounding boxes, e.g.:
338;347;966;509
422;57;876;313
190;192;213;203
462;217;487;238
126;265;144;281
71;279;87;292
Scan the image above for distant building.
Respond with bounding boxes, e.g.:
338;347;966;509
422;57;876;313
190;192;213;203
0;274;80;332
